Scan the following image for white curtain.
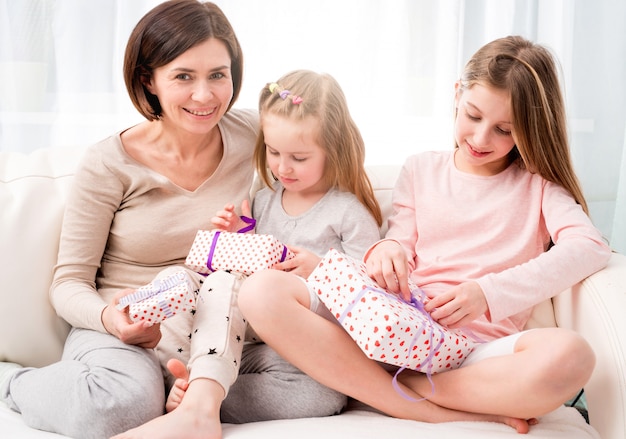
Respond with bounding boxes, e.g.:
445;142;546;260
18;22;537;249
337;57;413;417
1;0;625;252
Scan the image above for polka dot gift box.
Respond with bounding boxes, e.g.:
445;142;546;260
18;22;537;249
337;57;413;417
307;249;476;374
117;270;196;325
185;230;295;276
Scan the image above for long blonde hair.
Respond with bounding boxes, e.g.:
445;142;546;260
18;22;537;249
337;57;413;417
458;36;589;214
254;70;382;226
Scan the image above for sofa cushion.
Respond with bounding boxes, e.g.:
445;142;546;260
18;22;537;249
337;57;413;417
0;147;83;367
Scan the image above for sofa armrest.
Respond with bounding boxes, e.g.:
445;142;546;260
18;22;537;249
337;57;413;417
552;251;626;439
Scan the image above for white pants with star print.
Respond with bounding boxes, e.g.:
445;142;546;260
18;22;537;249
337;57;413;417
156;268;247;396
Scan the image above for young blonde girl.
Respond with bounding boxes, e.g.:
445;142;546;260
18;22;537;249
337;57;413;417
217;69;383;277
237;36;611;433
168;69;383;422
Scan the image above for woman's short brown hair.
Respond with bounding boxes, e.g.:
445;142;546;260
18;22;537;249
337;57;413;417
123;0;243;120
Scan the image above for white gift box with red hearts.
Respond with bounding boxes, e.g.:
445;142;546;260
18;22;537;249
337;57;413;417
185;230;295;276
307;249;476;374
117;270;196;325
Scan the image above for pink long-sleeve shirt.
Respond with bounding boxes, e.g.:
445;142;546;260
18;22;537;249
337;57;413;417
385;151;611;341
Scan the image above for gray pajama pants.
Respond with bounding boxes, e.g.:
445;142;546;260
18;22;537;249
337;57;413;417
1;269;346;437
222;342;348;423
162;268;348;424
2;327;165;439
0;269;247;439
222;277;348;423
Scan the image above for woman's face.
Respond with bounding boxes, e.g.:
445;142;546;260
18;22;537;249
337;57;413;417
146;38;233;135
454;83;517;176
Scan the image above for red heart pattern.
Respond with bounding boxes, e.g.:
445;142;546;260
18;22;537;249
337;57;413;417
307;249;475;374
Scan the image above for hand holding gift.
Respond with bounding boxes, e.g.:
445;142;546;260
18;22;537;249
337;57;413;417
210;201;254;233
185;229;295;276
307;249;476;375
116;270;196;325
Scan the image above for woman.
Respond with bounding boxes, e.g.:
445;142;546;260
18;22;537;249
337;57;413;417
0;1;257;438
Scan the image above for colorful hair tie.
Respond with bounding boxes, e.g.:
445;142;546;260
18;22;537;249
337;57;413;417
269;82;303;105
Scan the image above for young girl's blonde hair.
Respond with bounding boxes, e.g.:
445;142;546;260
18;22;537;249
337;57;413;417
458;35;589;214
254;69;383;226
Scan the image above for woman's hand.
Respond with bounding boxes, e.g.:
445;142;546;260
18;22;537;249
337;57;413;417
423;281;488;328
211;200;253;232
365;240;411;300
101;289;162;348
273;245;321;278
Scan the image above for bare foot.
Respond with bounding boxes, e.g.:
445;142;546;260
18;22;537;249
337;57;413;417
424;396;534;433
385;370;533;433
165;358;189;412
393;367;538;433
425;405;531;433
110;405;222;439
499;416;531;434
111;378;224;439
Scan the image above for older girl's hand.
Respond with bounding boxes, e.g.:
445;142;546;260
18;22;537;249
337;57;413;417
365;240;411;301
273;245;321;278
101;289;162;349
423;281;488;329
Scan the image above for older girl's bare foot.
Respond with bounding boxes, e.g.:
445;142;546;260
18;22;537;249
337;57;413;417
443;409;531;433
501;416;531;434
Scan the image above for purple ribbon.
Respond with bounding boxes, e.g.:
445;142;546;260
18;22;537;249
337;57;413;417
337;285;443;402
158;297;175;320
203;216;256;274
205;229;291;274
117;272;189;309
237;215;256;233
205;231;221;273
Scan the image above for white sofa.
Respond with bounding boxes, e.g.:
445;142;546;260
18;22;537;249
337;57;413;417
1;145;625;439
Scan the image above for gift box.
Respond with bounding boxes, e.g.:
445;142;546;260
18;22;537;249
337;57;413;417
307;249;475;374
185;230;295;276
117;270;196;325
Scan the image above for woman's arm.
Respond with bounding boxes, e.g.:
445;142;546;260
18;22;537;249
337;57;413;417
49;144;121;332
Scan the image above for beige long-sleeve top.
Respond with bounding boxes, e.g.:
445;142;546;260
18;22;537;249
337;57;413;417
50;108;259;333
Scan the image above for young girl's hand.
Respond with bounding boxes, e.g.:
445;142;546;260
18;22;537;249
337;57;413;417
273;245;321;278
365;240;411;301
102;289;162;348
211;200;253;232
423;281;488;328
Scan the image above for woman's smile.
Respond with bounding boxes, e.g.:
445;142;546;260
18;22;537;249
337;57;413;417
184;107;216;117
